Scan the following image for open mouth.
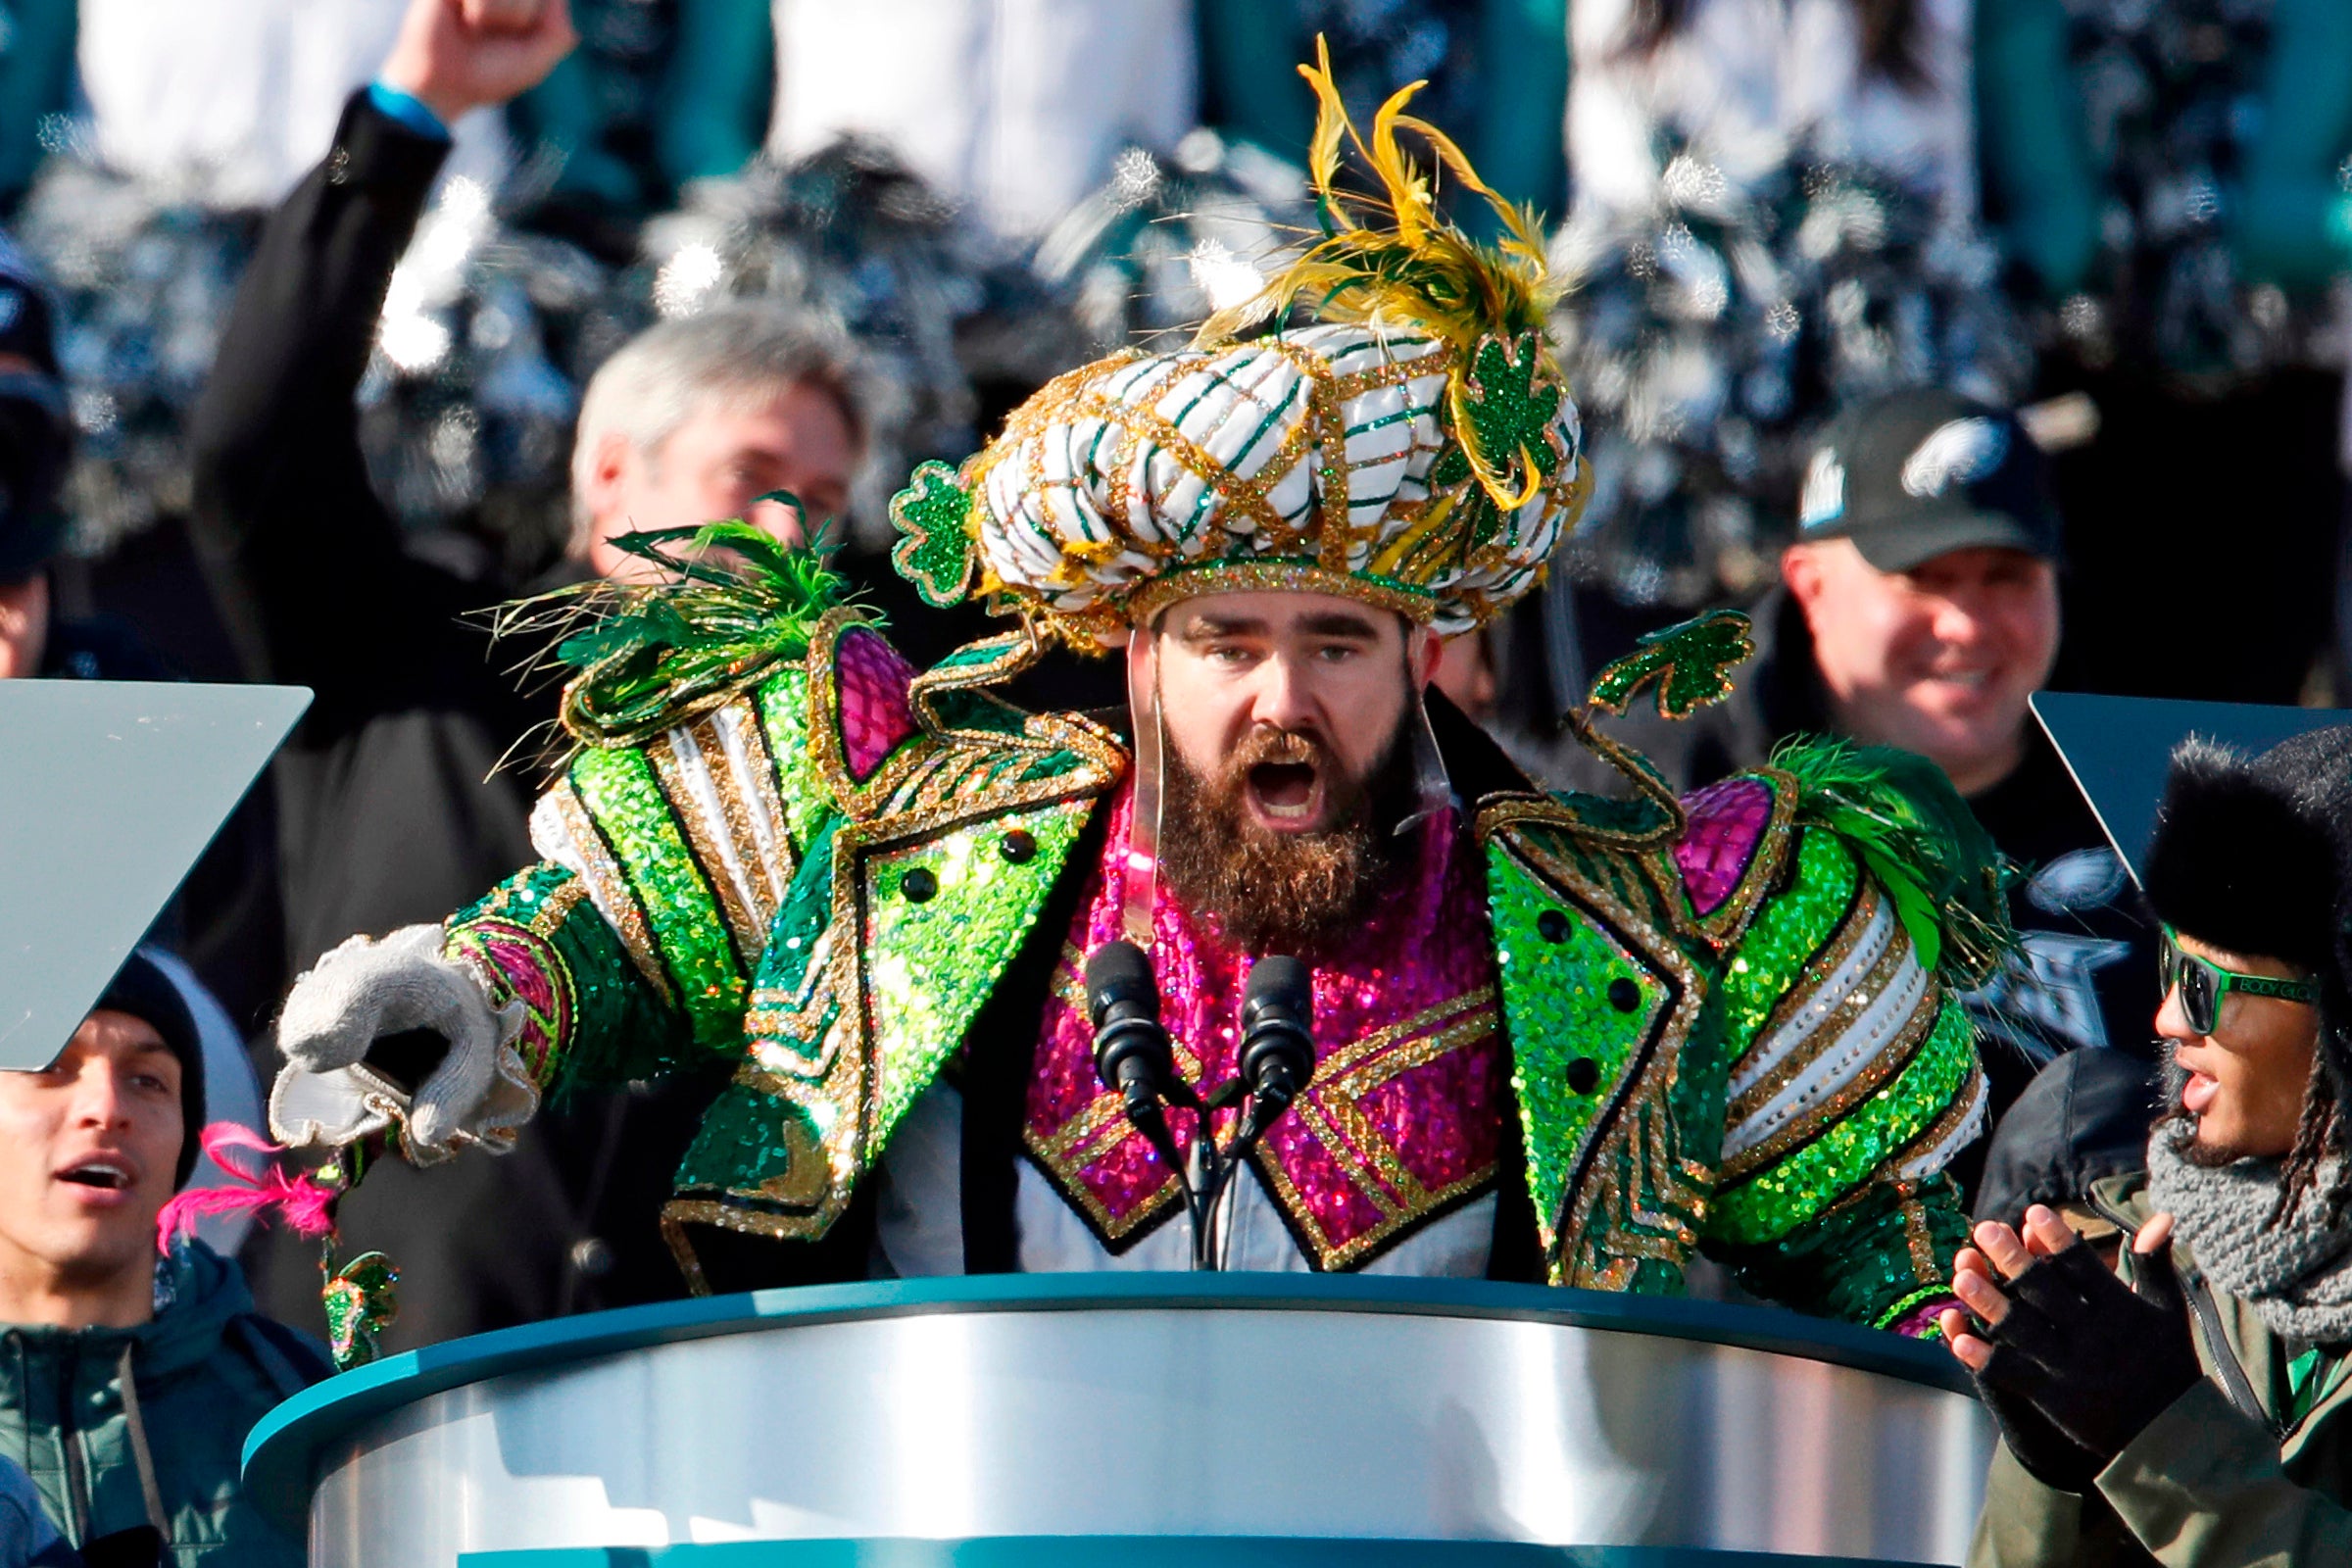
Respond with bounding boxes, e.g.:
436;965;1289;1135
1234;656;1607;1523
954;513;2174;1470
1247;760;1322;824
56;1159;130;1191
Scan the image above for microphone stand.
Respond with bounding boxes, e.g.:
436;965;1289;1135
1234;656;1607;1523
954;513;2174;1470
1089;945;1316;1271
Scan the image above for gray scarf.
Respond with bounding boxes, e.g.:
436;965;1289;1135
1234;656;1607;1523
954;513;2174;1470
2147;1122;2352;1346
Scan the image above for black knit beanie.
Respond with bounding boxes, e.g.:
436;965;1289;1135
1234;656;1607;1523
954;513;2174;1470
93;951;206;1188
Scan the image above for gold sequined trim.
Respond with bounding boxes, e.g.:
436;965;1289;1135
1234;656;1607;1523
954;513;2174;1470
648;725;767;972
548;778;673;1006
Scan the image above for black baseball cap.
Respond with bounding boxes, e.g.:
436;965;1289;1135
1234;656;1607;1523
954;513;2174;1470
1795;389;2061;573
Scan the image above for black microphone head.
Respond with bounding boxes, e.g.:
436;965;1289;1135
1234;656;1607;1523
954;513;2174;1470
1240;955;1315;1113
1085;940;1158;1027
1242;956;1312;1028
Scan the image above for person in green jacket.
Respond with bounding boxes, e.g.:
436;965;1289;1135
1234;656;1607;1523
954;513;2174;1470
0;955;326;1566
1944;725;2352;1566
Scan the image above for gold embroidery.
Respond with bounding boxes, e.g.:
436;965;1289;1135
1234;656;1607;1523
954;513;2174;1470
548;778;672;1005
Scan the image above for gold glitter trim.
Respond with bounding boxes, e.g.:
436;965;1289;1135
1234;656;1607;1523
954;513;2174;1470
1249;986;1501;1270
648;725;767;972
696;710;790;920
1717;942;1940;1185
1474;786;1685;856
548;778;673;1006
1722;879;1890;1121
1126;561;1437;628
727;702;802;889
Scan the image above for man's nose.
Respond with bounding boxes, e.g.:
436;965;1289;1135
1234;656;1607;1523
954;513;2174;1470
2155;981;2194;1042
1930;595;1988;647
70;1063;130;1128
1249;654;1318;731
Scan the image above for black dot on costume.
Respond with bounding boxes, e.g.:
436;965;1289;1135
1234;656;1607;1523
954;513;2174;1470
1566;1056;1601;1094
1608;977;1642;1012
1001;830;1037;863
900;867;938;904
1537;908;1572;944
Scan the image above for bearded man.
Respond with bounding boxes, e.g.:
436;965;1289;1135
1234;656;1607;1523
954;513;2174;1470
264;60;1997;1342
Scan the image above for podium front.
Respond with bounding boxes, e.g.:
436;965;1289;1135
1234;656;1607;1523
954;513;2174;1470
243;1276;1992;1567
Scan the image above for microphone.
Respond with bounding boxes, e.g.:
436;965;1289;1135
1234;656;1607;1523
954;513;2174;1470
1239;956;1315;1126
1087;940;1182;1122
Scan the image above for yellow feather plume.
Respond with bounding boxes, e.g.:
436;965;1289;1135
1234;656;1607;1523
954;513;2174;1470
1198;36;1567;510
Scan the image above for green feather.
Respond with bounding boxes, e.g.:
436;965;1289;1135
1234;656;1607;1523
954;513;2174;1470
1770;735;2018;989
491;508;858;752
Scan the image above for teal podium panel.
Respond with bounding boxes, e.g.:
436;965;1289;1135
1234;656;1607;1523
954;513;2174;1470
0;679;308;1068
248;1276;1990;1568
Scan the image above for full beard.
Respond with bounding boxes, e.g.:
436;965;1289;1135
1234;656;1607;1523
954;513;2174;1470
1156;720;1418;960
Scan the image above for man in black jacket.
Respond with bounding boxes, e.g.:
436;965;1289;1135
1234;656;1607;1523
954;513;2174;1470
189;0;871;1348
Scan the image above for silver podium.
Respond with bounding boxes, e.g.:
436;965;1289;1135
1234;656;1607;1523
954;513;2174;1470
243;1275;1992;1568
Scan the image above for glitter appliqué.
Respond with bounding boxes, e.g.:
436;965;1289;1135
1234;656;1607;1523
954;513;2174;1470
804;610;931;820
662;688;1126;1280
1481;819;1708;1285
1023;786;1506;1270
889;459;979;609
1674;776;1777;916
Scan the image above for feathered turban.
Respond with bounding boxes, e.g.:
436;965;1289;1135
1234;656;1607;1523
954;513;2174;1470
888;42;1590;644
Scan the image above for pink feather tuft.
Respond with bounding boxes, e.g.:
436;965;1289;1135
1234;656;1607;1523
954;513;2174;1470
156;1122;337;1256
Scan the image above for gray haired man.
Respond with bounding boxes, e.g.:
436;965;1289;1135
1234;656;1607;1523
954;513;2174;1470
188;0;868;1349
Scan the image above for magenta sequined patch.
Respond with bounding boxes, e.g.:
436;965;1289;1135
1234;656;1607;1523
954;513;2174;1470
834;626;917;782
454;922;573;1087
1674;775;1776;915
1023;786;1506;1268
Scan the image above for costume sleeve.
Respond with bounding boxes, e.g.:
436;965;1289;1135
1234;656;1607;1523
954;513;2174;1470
441;663;836;1099
1696;820;1984;1331
2095;1378;2352;1566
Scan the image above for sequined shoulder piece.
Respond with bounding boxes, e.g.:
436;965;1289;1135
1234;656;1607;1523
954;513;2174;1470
806;610;927;820
1655;770;1798;948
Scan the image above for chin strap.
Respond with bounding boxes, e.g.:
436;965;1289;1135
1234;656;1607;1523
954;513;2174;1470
1122;625;1163;947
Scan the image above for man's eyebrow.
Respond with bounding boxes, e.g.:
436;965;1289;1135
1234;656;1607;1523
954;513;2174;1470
1298;612;1383;638
1180;616;1269;640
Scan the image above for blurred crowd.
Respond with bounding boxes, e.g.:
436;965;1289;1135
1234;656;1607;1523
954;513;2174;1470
5;0;2352;1559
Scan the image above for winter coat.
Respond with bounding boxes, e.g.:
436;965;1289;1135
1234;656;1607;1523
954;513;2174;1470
1971;1173;2352;1566
0;1243;325;1567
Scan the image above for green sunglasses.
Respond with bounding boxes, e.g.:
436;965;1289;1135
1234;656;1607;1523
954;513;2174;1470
2160;925;2320;1037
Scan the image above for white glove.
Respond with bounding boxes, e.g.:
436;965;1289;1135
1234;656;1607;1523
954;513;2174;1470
270;925;533;1161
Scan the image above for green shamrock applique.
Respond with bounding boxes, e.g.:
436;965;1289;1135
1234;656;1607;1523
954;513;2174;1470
1455;332;1564;498
322;1250;400;1371
1587;609;1756;718
890;461;978;609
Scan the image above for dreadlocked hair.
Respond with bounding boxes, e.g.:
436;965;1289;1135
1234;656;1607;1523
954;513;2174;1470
2272;1012;2352;1230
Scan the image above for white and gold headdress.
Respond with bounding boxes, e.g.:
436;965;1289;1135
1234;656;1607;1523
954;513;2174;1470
889;43;1590;644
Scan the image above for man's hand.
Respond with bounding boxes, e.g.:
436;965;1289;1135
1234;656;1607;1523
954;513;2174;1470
379;0;577;128
1937;1205;2202;1484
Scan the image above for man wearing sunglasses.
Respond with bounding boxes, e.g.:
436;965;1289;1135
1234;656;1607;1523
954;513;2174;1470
1949;726;2352;1565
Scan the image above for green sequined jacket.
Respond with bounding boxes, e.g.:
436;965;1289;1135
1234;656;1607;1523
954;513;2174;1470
435;611;1984;1330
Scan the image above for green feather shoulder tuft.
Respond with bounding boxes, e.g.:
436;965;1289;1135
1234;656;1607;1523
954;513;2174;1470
1770;735;2017;989
493;514;860;752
